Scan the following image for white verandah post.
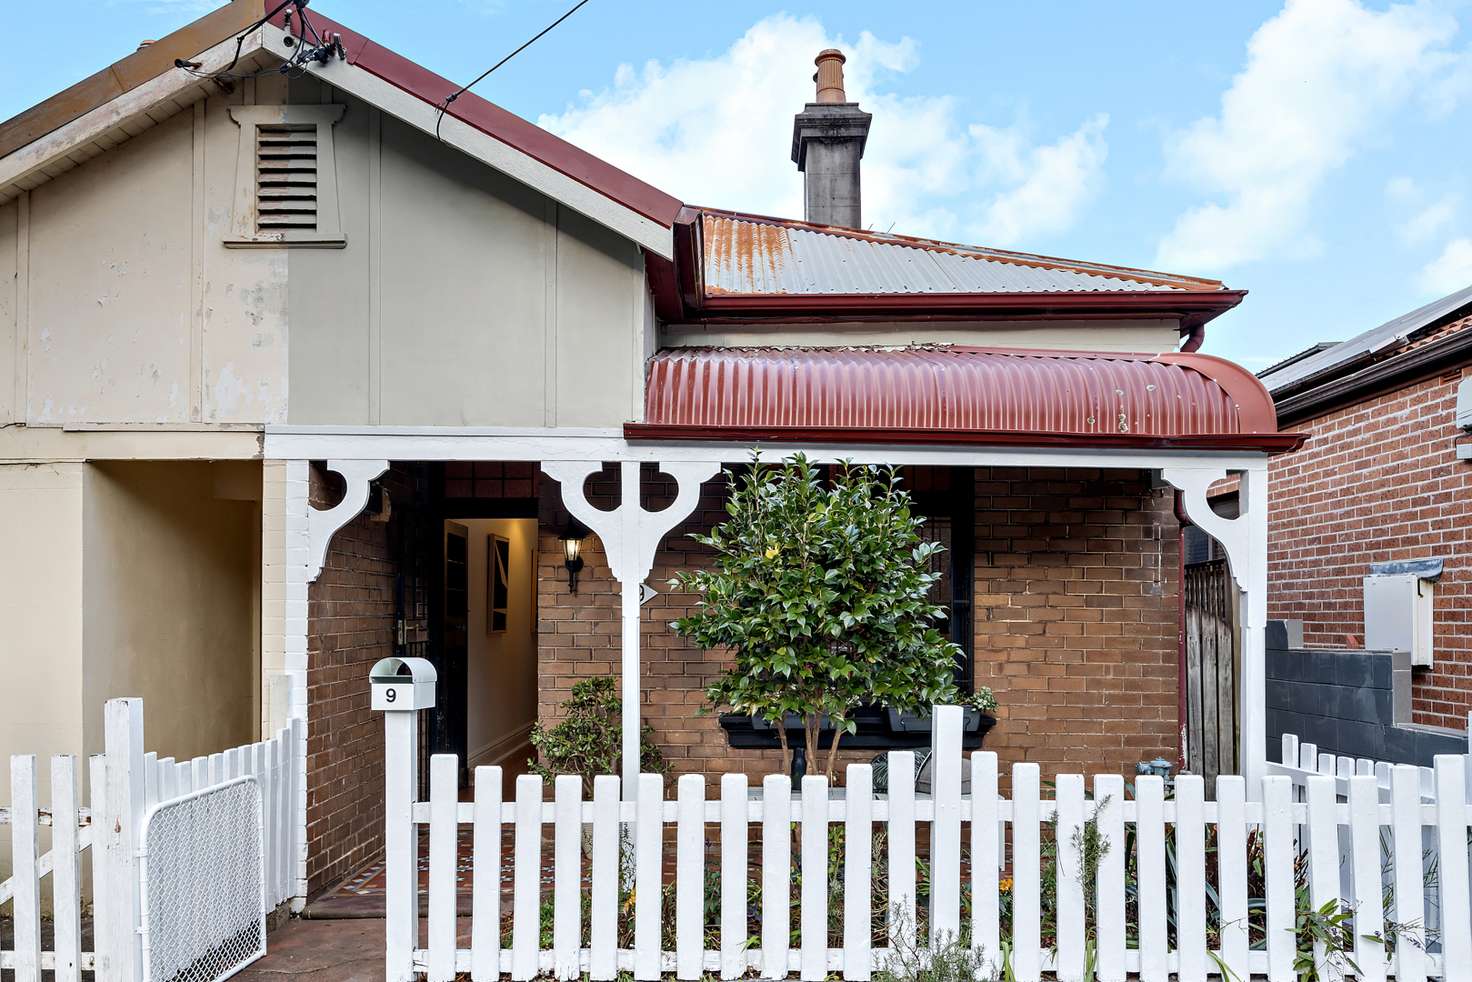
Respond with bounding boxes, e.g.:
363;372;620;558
262;457;389;909
619;463;643;793
542;459;719;796
1164;463;1270;792
1239;467;1269;790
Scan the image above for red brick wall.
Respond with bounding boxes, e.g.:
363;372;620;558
972;467;1180;776
1268;359;1472;730
537;466;1181;782
305;465;427;895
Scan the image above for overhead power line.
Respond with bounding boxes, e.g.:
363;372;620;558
434;0;594;141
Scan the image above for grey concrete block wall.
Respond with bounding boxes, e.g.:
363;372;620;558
1266;622;1464;767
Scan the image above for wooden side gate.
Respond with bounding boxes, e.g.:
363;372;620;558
1185;558;1238;783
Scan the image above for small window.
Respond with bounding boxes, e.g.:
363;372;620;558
226;105;345;247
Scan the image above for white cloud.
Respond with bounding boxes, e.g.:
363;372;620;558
538;14;1107;249
1420;238;1472;294
1385;177;1460;245
972;114;1108;246
1157;0;1464;272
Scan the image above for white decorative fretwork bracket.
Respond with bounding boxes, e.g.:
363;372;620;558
306;459;390;582
540;460;721;585
1160;465;1268;624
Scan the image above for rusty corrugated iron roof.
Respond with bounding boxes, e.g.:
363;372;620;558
699;211;1228;298
631;345;1298;452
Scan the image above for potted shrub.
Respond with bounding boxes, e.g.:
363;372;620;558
672;454;962;781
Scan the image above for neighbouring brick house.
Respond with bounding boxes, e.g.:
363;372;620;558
1253;287;1472;754
0;2;1295;907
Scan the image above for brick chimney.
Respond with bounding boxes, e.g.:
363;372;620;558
791;49;872;228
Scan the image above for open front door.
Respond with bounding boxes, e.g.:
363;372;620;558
435;521;470;778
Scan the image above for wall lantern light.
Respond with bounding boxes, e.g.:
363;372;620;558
559;520;588;594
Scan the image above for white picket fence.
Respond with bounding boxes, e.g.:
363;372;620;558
0;697;303;982
1270;725;1472;803
1268;726;1472;953
385;703;1472;982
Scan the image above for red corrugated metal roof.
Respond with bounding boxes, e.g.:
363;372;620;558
700;210;1230;295
630;346;1301;452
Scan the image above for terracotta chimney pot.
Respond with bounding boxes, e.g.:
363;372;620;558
814;49;847;103
793;48;871;227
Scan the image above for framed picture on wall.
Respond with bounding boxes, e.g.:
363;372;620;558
487;534;509;633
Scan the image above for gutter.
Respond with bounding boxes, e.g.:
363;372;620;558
1274;327;1472;425
691;289;1247;322
624;423;1306;453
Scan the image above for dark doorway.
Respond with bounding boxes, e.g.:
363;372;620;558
437;522;471;776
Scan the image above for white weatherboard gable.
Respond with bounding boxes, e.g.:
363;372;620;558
0;25;673;262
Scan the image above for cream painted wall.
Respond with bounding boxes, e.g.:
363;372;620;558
0;463;85;800
286;79;648;428
80;461;259;761
27;114;192;424
8;83;290;429
661;318;1186;354
461;518;537;768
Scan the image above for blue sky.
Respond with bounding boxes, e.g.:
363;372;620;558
5;0;1472;369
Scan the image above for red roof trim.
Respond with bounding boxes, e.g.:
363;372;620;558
273;5;684;229
694;290;1246;317
624;423;1304;453
697;290;1242;313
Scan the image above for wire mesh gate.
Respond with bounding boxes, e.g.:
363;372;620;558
139;778;267;982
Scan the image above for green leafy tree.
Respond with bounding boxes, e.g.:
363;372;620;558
671;454;961;781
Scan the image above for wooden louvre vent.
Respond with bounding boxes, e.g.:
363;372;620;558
255;124;319;232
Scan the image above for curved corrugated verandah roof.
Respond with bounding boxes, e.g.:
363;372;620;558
630;346;1301;452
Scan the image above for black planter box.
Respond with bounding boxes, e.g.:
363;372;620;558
886;707;995;736
719;705;994;755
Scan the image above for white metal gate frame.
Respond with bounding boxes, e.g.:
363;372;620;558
138;776;267;982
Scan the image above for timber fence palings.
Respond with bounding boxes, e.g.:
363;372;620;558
393;705;1472;981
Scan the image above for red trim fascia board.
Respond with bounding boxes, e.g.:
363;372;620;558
645;254;684;323
674;210;704;312
692;290;1246;320
623;423;1306;453
276;7;683;229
